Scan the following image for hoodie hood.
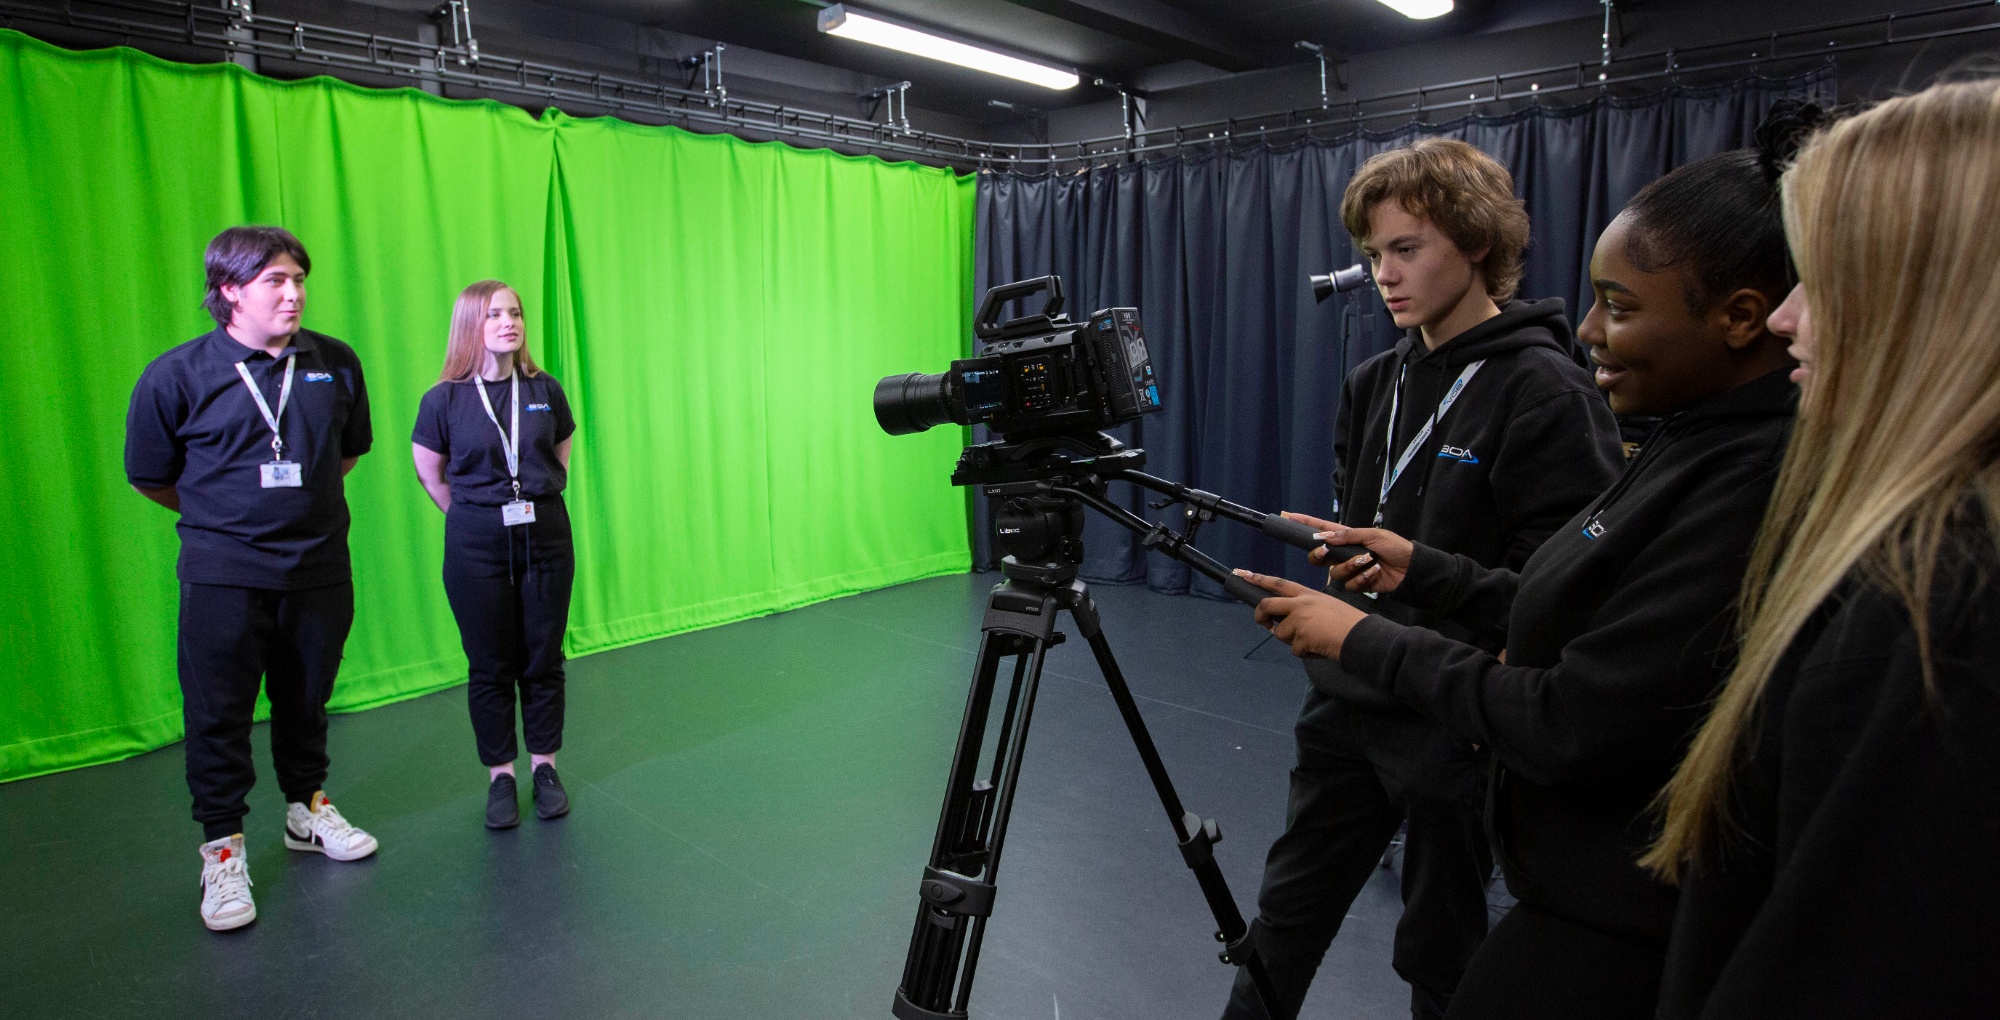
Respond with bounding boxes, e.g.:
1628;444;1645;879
1394;297;1589;372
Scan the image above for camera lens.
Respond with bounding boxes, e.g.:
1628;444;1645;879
874;371;955;436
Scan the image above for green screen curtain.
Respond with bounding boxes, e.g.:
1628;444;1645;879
547;113;975;652
0;30;975;783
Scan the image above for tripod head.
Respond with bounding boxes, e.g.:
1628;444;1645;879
990;493;1086;587
950;431;1367;605
951;433;1128;588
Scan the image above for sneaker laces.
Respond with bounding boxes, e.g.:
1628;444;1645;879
204;854;253;908
309;801;365;849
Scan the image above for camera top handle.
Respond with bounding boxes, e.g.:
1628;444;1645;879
974;275;1067;343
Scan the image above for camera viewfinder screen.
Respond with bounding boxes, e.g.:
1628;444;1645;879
959;367;1005;415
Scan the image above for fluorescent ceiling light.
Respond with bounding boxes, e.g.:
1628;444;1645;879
1374;0;1454;18
818;5;1079;91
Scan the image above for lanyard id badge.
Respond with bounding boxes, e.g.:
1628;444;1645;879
476;369;535;526
235;355;302;488
1373;359;1485;526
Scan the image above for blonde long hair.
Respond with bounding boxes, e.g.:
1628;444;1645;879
440;280;543;383
1644;79;2000;881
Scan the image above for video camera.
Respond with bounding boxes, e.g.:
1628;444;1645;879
872;276;1162;440
871;275;1371;1020
869;274;1365;591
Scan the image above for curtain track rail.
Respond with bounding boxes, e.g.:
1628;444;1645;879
3;0;1998;170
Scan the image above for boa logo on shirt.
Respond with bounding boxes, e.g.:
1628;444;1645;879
525;403;553;412
303;372;334;382
1436;445;1480;464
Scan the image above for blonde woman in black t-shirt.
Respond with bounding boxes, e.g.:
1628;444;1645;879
412;280;577;829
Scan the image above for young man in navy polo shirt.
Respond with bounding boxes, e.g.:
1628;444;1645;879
126;226;380;932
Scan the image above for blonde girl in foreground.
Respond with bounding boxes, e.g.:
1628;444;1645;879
1648;78;2000;1019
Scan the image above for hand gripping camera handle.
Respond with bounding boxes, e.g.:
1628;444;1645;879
1259;514;1369;564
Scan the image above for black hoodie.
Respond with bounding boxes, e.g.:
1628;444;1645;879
1311;298;1623;718
1340;368;1797;945
1660;509;2000;1020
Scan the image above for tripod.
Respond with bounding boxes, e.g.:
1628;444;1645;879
892;434;1326;1020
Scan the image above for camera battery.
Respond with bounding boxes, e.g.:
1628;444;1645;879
1089;308;1162;420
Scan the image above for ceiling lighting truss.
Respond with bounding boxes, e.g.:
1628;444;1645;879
2;0;1995;172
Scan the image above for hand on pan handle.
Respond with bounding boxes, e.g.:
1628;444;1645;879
1232;569;1368;660
1278;512;1414;594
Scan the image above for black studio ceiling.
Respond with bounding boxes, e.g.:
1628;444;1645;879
539;0;1606;116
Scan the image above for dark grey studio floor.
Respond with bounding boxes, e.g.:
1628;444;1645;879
0;573;1474;1020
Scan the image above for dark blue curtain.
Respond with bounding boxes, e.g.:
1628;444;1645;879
972;67;1835;597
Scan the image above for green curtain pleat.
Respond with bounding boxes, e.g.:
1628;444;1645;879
0;30;975;783
545;113;974;654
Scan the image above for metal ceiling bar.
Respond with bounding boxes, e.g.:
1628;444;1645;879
0;0;1018;164
1;0;1996;171
1070;2;2000;170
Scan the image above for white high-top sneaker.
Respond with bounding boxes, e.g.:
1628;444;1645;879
199;834;256;931
283;792;379;862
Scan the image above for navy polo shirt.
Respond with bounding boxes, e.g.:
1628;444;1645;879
125;327;373;590
412;372;575;506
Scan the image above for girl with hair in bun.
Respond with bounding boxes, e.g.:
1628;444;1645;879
1650;79;2000;1020
1240;105;1820;1019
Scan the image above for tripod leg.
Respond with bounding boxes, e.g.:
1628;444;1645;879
896;584;1063;1020
1066;587;1285;1018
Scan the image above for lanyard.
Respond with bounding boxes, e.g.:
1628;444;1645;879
233;354;296;462
475;368;523;499
1374;358;1485;526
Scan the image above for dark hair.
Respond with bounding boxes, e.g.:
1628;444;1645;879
1622;101;1825;314
203;226;311;326
1340;137;1532;302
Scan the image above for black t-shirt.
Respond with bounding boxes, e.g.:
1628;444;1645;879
125;327;373;590
412;372;575;506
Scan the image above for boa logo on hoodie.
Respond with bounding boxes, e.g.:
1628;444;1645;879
1436;445;1480;465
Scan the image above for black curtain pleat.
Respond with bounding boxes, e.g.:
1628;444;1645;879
972;67;1835;597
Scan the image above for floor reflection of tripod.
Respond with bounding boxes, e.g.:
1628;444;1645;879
892;433;1356;1020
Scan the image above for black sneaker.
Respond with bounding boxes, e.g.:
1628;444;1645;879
532;764;569;820
486;774;520;829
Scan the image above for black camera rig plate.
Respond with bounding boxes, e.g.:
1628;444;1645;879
949;432;1145;489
